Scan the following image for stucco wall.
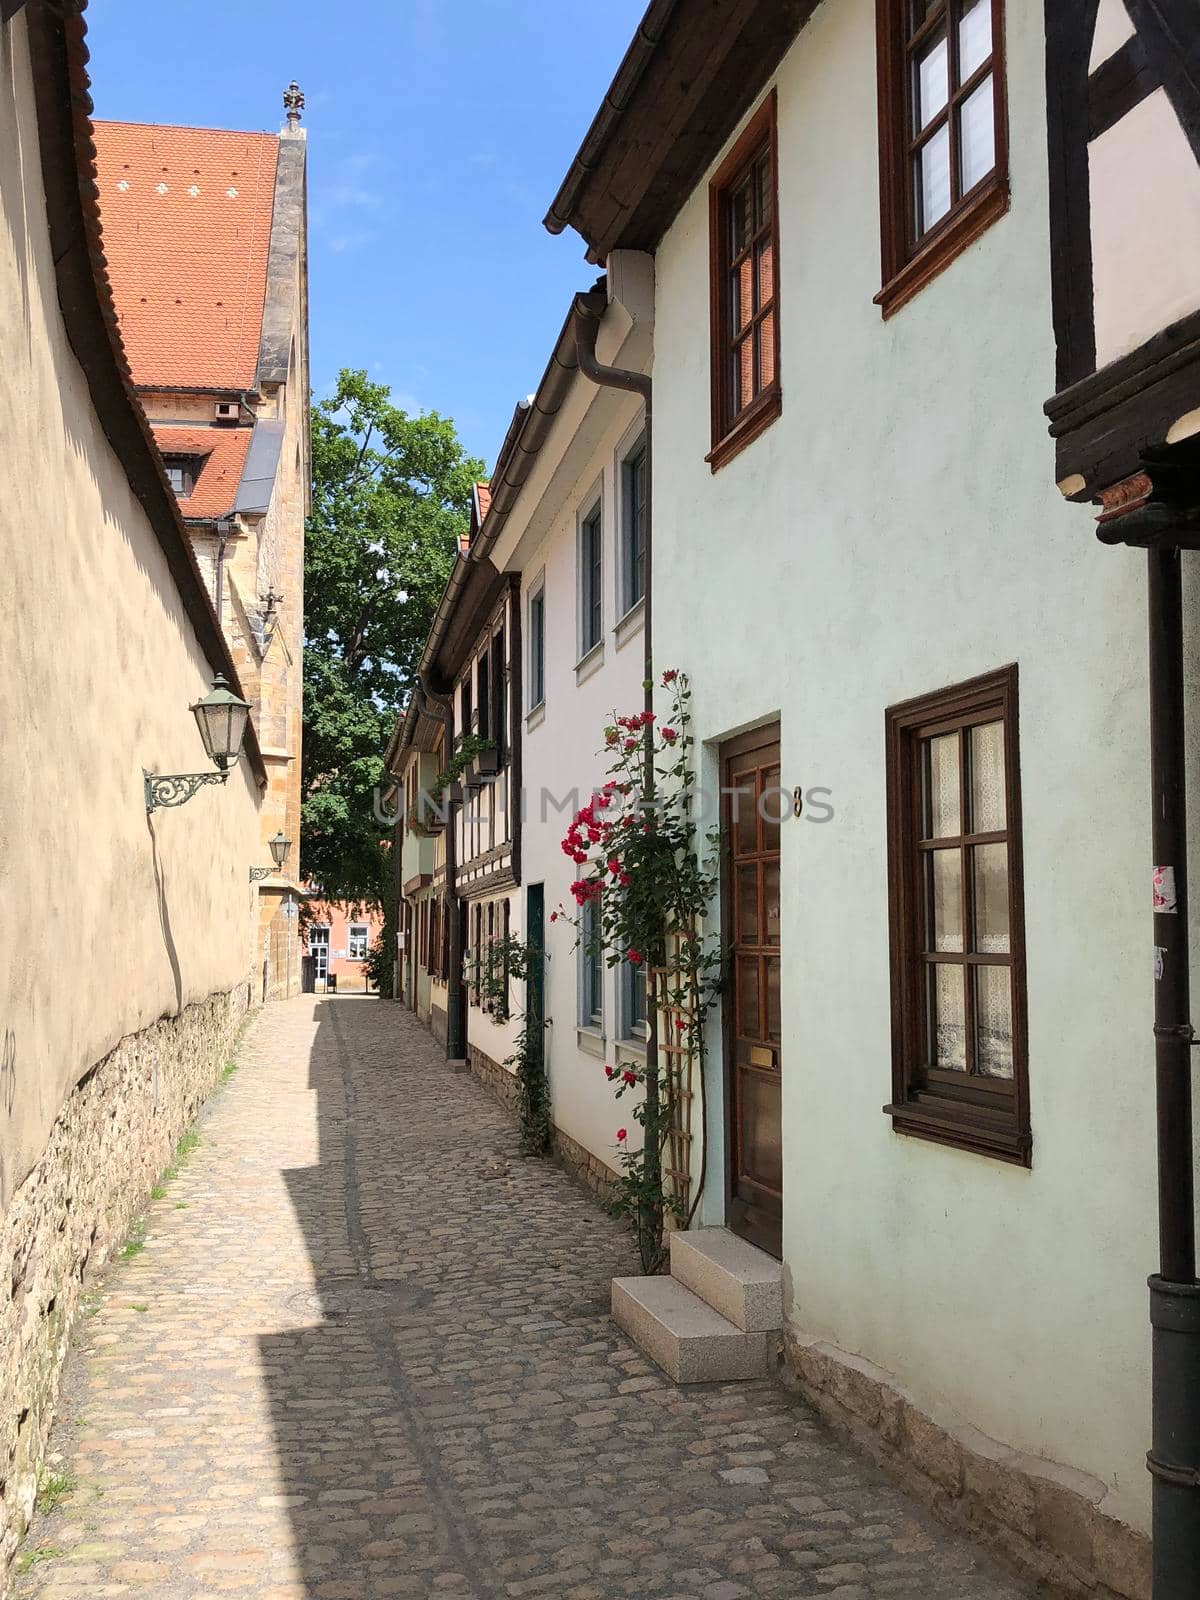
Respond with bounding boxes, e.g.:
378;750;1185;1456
651;0;1168;1535
0;15;263;1207
515;388;650;1174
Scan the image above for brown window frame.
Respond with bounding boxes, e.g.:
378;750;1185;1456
884;665;1030;1165
706;90;781;473
874;0;1009;319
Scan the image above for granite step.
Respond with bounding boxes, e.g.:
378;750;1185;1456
612;1273;770;1383
668;1226;783;1333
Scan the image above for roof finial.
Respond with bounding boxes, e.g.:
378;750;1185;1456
283;81;304;129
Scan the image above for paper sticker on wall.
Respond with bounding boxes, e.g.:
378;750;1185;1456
1153;865;1178;914
1156;946;1166;982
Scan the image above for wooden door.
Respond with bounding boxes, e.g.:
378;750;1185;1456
722;725;783;1257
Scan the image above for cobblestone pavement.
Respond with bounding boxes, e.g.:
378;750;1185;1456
15;996;1036;1600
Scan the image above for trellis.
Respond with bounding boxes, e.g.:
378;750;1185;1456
650;927;699;1222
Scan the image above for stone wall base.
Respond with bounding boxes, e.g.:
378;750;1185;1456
782;1330;1151;1600
430;1004;447;1046
0;982;252;1591
466;1046;622;1206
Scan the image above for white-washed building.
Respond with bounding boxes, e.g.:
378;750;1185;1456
541;0;1200;1592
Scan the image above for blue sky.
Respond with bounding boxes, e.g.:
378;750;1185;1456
85;0;646;471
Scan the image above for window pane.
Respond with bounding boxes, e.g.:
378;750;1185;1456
908;0;944;32
923;732;960;838
738;864;759;944
733;256;753;334
731;178;753;251
765;957;781;1041
737;956;761;1038
929;964;967;1071
917;122;952;233
733;778;757;855
757;239;774;310
759;310;776;388
958;0;992;79
959;73;995;192
973;843;1010;953
914;31;949;133
761;766;785;846
928;848;963;952
754;154;772;227
975;965;1013;1078
764;862;780;946
736;334;754;413
970;719;1005;832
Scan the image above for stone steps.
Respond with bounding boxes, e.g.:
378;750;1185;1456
611;1227;782;1384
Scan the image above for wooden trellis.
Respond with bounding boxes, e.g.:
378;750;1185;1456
650;927;698;1222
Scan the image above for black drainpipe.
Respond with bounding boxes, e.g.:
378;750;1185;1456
418;676;467;1063
573;290;664;1257
1103;496;1200;1596
1146;544;1200;1596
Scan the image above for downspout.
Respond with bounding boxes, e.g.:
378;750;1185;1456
573;291;666;1259
1145;545;1200;1596
417;676;467;1063
1102;500;1200;1597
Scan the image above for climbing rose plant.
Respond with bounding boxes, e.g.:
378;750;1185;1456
555;671;723;1272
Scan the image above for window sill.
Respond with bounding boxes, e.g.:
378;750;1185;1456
575;640;605;685
615;1037;647;1061
577;1027;606;1059
614;597;645;652
706;384;782;474
526;700;546;733
884;1096;1031;1167
875;175;1009;321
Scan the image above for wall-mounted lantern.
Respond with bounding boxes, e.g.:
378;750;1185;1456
250;831;292;882
144;674;250;811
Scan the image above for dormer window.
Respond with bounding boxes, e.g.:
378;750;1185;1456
162;454;200;497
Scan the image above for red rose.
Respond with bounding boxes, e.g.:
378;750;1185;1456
641;710;656;725
605;1065;616;1079
550;911;558;923
628;948;642;965
617;1128;628;1143
621;1069;637;1086
618;871;630;888
661;727;678;744
662;668;678;684
624;738;637;751
573;850;588;864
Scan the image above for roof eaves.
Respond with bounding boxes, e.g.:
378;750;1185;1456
28;4;268;789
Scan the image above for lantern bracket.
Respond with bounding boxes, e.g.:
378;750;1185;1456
144;770;228;812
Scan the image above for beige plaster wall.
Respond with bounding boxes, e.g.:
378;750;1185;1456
0;16;263;1208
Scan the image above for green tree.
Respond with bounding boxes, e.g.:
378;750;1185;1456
303;369;484;907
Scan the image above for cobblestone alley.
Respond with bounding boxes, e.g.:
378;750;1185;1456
15;997;1036;1600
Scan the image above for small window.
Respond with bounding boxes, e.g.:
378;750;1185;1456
579;898;603;1030
162;454;200;496
884;665;1029;1163
461;673;474;741
707;92;781;472
477;650;490;744
622;958;648;1042
579;500;603;656
621;444;647;614
528;583;546;710
347;923;369;960
490;626;506;764
875;0;1009;318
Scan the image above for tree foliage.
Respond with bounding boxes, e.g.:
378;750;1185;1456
302;369;484;904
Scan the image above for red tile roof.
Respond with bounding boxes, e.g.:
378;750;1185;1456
475;482;492;522
91;121;279;391
152;425;252;519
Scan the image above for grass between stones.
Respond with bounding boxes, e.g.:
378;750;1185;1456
35;1468;74;1517
17;1547;63;1574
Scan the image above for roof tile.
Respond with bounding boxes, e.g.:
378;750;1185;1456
92;121;279;391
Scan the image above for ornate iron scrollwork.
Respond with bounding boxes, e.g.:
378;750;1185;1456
249;866;274;882
144;770;227;812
